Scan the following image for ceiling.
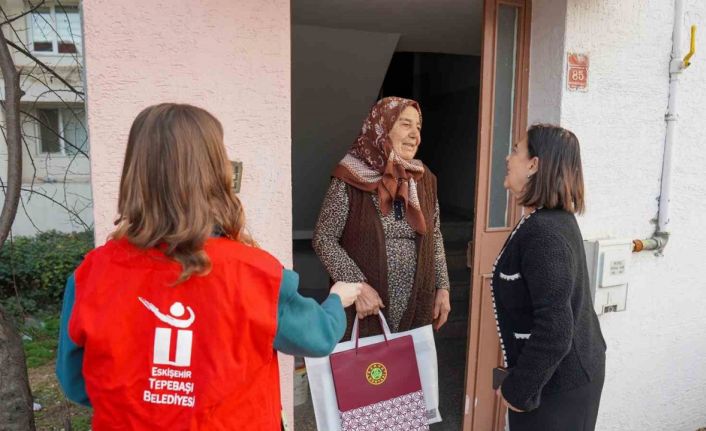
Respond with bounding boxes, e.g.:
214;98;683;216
292;0;484;56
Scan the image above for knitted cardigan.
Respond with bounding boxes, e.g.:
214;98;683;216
339;169;438;338
492;208;607;412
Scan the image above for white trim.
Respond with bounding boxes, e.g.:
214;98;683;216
489;208;538;367
514;332;531;340
58;108;65;155
499;272;522;281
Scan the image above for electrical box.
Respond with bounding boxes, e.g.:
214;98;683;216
583;239;632;315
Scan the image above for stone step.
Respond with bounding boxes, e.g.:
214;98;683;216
446;251;469;272
449;267;471;284
444;238;469;251
440;222;473;243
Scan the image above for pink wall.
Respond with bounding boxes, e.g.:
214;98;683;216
81;0;294;421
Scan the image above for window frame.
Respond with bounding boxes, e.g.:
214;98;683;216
27;2;81;56
36;107;87;157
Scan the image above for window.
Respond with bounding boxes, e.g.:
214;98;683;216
38;108;88;156
30;5;81;54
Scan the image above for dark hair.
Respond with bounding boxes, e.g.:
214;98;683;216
520;124;585;214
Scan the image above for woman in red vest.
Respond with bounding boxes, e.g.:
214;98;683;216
56;103;361;430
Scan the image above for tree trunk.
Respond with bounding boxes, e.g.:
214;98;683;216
0;1;22;249
0;19;36;431
0;306;35;431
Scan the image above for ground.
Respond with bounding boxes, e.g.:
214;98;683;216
21;313;92;430
29;362;91;431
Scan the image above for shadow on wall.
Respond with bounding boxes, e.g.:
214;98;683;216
382;52;480;219
291;24;400;237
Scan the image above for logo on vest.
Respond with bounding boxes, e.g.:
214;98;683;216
139;297;197;408
139;297;195;367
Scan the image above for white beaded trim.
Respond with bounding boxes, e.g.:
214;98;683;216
499;272;522;281
488;208;538;367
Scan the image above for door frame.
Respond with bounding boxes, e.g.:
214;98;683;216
463;0;532;430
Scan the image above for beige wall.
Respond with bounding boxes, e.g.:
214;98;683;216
81;0;294;418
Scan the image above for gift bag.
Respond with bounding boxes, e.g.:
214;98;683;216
305;314;441;430
330;315;429;430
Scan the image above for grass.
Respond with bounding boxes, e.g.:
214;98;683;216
23;315;60;369
20;313;93;430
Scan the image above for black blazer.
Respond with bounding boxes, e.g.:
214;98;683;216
492;208;606;412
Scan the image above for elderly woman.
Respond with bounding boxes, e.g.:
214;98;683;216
313;97;451;337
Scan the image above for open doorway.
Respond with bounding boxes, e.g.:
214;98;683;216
291;1;483;429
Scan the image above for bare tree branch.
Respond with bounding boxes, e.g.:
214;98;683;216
6;39;84;97
19;192;45;233
0;1;46;26
0;184;91;232
0;5;83;95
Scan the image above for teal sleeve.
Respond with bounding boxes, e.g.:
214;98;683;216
56;273;91;407
273;269;347;357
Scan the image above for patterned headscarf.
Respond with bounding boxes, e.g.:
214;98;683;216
332;97;427;235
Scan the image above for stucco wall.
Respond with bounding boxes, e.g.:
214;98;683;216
553;1;706;429
81;0;294;420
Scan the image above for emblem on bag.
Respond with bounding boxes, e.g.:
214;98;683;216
365;362;387;385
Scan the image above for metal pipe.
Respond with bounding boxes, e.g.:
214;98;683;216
632;235;668;253
658;0;685;235
635;0;690;253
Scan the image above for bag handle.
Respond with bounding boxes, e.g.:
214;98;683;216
352;313;391;352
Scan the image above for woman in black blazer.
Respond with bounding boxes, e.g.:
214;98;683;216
494;124;607;431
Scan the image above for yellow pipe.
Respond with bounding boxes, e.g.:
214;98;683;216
683;25;696;67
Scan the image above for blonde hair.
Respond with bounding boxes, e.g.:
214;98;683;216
113;103;254;283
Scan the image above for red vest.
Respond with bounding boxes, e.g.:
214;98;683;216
69;237;283;430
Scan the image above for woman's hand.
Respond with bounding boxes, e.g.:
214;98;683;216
355;282;385;319
330;282;362;308
432;289;451;330
496;387;524;413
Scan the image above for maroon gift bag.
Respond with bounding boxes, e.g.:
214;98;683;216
329;315;429;431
